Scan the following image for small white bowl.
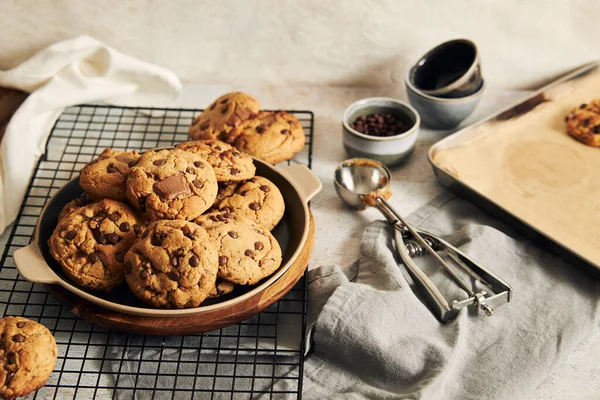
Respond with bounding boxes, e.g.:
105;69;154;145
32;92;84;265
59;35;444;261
342;97;420;166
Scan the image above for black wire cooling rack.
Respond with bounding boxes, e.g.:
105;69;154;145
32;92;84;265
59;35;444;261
0;105;314;399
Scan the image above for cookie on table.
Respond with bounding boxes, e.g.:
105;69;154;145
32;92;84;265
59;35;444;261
126;149;218;221
189;92;260;141
207;221;282;285
0;316;57;400
124;220;218;308
226;111;305;164
565;100;600;147
175;139;256;182
79;148;140;201
48;199;145;291
208;278;236;299
214;176;285;231
57;192;96;222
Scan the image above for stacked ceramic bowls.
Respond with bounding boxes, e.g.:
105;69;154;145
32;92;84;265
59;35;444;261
405;39;485;130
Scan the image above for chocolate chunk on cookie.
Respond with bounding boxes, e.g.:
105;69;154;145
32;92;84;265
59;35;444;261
124;220;218;308
206;221;282;285
176;139;256;182
226;111;305;164
79;148;140;201
48;199;145;291
189;92;260;142
214;176;285;231
126;149;218;221
0;316;57;399
566;100;600;147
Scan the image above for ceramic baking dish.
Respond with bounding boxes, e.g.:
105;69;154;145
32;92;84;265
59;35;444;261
13;159;322;317
429;61;600;277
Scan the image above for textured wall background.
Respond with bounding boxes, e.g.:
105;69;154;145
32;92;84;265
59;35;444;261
1;0;599;89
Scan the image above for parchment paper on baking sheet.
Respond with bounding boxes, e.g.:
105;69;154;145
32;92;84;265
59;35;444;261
432;65;600;268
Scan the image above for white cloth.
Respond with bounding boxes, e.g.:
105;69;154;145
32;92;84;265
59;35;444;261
299;193;600;400
0;35;182;233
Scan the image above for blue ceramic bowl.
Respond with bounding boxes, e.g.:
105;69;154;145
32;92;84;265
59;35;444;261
405;72;484;130
342;97;420;166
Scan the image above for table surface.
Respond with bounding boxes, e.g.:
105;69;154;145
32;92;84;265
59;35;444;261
1;83;598;399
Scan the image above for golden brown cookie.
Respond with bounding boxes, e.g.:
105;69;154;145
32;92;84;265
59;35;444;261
214;177;285;231
126;149;218;221
208;278;236;299
79;149;140;201
226;111;305;164
189;92;260;141
175;140;256;182
207;221;282;285
124;220;218;308
565;100;600;147
194;208;246;230
48;199;145;291
57;192;96;222
0;317;57;400
213;181;242;208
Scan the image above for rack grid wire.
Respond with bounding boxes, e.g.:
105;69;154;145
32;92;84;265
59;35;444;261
0;105;314;399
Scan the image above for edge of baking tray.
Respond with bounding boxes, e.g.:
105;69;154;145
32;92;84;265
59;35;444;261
428;60;600;278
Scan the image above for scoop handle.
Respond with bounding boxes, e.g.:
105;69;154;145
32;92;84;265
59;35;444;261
13;244;61;284
279;164;322;203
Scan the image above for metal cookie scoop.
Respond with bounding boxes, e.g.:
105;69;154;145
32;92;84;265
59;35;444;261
334;158;512;322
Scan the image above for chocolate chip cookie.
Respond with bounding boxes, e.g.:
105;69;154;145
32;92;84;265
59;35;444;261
226;111;305;164
207;221;282;285
126;149;218;221
175;140;256;182
213;181;242;207
208;278;236;299
194;209;246;230
189;92;260;141
0;317;57;400
214;177;285;231
124;220;218;308
48;199;145;291
565;100;600;147
79;148;140;200
57;192;96;222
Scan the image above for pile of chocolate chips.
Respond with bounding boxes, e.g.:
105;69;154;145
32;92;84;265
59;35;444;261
350;113;410;137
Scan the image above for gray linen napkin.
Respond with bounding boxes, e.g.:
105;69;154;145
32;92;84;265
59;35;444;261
300;193;600;400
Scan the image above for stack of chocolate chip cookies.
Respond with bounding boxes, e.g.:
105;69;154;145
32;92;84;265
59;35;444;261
189;92;306;164
49;138;286;309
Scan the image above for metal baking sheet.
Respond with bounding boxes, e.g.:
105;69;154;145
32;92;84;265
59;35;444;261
429;61;600;277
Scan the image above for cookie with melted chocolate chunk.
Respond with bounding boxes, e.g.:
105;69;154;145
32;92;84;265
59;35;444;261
189;92;260;142
0;316;57;399
566;100;600;147
48;199;145;291
213;176;285;231
206;220;282;285
79;148;140;201
125;149;218;221
175;139;256;182
124;220;218;308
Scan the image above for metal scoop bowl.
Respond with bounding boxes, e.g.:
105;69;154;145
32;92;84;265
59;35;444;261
334;158;512;322
334;158;392;209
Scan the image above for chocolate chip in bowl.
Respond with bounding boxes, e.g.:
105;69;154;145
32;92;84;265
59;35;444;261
349;112;411;138
342;97;421;167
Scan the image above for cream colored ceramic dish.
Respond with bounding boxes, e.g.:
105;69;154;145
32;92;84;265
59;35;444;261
13;159;322;317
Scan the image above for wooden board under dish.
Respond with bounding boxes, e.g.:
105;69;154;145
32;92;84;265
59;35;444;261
429;62;600;277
